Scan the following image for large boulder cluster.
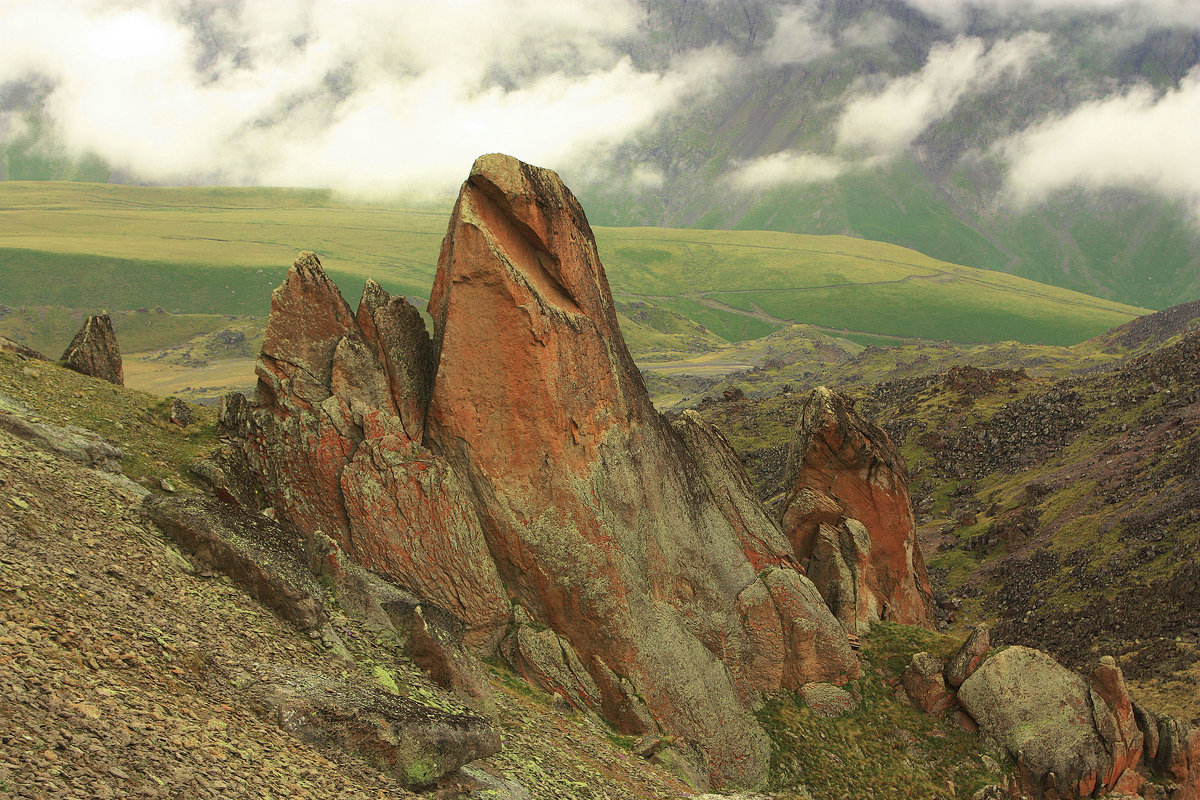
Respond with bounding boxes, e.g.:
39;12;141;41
898;626;1200;800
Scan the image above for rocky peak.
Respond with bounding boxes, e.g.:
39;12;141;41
218;155;866;789
779;386;935;632
60;313;123;386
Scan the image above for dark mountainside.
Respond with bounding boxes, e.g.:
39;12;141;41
3;154;1200;800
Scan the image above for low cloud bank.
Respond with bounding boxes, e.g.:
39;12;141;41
1001;69;1200;218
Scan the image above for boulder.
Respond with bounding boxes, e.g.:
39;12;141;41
901;652;954;716
0;403;123;473
1138;706;1200;800
957;646;1117;799
256;667;500;788
143;494;326;631
799;682;857;717
0;335;47;360
407;604;494;704
169;397;192;427
945;624;990;688
424;154;857;787
61;313;123;385
778;387;935;632
1089;656;1143;789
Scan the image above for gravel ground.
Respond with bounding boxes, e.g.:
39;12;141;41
0;415;695;800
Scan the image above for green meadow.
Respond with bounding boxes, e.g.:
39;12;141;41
0;182;1146;355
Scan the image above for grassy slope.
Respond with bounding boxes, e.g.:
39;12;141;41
0;182;1146;353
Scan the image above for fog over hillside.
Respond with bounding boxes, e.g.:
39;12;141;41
2;0;1199;306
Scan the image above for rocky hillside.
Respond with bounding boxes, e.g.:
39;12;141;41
5;154;1199;800
697;296;1200;729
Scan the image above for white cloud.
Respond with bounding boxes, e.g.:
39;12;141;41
837;34;1046;154
727;151;859;189
1001;69;1200;218
904;0;1200;29
762;5;835;66
0;0;727;195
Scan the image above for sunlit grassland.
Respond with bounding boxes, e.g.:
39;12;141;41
0;182;1147;352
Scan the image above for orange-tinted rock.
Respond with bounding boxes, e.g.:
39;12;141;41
61;313;123;385
221;158;861;789
1139;708;1200;800
779;387;935;632
945;624;990;688
901;652;954;716
424;154;857;787
220;252;510;649
1089;656;1143;790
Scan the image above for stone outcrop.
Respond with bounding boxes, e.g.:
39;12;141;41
956;646;1150;799
257;667;501;788
61;313;123;385
217;154;863;789
1135;703;1200;800
0;396;123;473
778;387;935;633
422;154;857;787
945;623;990;688
900;652;953;716
144;495;327;632
218;256;510;651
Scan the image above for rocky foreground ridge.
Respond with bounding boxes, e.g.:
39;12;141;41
203;154;947;788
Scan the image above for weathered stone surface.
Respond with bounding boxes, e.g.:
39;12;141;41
779;387;935;632
221;158;859;789
500;621;605;714
407;605;493;704
424;154;858;787
143;494;326;631
61;313;123;385
169;397;192;427
1140;708;1200;800
0;401;122;473
0;335;47;360
257;667;500;788
799;682;857;717
957;646;1114;799
1089;656;1143;790
945;624;990;688
218;252;510;650
901;652;954;716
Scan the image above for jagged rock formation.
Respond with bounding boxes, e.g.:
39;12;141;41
778;386;935;633
217;256;510;651
60;313;123;385
217;154;862;788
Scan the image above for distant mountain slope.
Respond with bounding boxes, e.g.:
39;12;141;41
576;0;1200;310
5;2;1196;310
0;183;1146;352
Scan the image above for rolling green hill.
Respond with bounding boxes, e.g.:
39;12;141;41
0;183;1146;359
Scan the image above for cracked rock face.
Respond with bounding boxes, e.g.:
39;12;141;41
779;387;936;633
61;313;123;386
221;254;510;651
220;154;862;789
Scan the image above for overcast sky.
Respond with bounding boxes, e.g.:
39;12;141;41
1;0;1198;216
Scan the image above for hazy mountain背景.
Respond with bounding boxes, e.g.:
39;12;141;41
2;0;1198;309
